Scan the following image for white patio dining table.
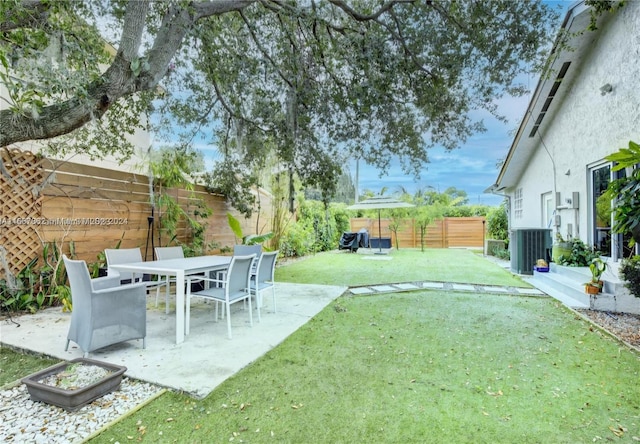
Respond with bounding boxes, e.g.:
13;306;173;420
109;255;231;344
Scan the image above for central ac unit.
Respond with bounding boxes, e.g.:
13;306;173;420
510;229;552;275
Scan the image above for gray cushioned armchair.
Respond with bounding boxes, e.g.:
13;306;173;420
63;255;147;357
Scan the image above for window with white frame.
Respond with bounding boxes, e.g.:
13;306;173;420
514;188;523;219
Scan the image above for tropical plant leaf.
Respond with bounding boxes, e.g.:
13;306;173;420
607;140;640;170
227;212;244;240
244;233;274;246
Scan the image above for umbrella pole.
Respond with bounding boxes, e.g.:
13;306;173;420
378;209;382;253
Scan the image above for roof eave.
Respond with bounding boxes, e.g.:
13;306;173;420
493;1;597;191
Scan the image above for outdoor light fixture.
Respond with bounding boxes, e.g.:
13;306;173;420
599;83;613;95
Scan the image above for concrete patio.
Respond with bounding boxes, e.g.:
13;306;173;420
0;282;346;398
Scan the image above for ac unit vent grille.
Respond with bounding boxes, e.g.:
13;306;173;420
510;229;552;275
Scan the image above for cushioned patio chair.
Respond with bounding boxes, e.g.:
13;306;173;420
186;254;255;339
63;255;147;357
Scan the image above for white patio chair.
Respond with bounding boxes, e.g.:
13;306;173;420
250;250;279;321
233;244;262;273
186;254;255;339
104;248;167;302
154;245;207;314
63;255;147;357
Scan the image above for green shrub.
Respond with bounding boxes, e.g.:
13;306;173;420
486;202;508;243
557;239;599;267
0;243;71;314
295;199;350;253
620;255;640;298
0;260;60;314
490;246;510;261
605;140;640;244
279;220;316;257
442;204;491;218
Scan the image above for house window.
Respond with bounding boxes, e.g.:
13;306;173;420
592;163;636;259
514;188;523;219
592;165;611;255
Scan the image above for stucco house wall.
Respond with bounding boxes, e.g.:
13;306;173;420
492;0;640;259
510;144;552;229
542;0;640;243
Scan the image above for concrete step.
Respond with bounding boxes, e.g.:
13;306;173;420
530;263;640;314
550;263;622;294
550;263;590;281
528;270;589;308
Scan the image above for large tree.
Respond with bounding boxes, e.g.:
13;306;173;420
1;0;557;198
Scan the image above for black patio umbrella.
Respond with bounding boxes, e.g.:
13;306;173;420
346;197;415;253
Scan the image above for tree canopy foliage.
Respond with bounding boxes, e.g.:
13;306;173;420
1;0;558;199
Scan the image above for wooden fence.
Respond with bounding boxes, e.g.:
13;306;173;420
1;148;273;276
350;217;486;249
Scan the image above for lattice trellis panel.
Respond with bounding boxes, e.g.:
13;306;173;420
0;148;47;277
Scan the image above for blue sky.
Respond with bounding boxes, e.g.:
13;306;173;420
352;91;532;206
351;0;573;206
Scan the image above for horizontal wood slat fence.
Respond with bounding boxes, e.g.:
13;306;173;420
350;217;486;249
1;148;273;277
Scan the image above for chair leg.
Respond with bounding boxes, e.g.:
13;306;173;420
248;294;253;327
272;286;277;313
255;290;261;323
155;283;161;308
65;338;70;351
186;288;191;335
143;337;146;349
165;278;170;314
226;303;232;339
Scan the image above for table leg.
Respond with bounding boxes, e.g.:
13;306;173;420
176;270;185;344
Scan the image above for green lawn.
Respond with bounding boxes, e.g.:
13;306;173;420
3;249;640;442
276;248;529;288
89;250;639;443
92;292;640;443
0;348;57;387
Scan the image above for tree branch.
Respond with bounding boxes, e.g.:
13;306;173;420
0;0;255;148
327;0;413;21
239;9;294;89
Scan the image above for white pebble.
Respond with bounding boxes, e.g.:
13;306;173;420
0;377;163;443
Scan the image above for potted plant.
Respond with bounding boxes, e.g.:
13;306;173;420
585;257;607;294
552;233;573;263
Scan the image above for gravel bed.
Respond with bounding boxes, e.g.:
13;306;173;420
576;309;640;348
0;377;164;443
